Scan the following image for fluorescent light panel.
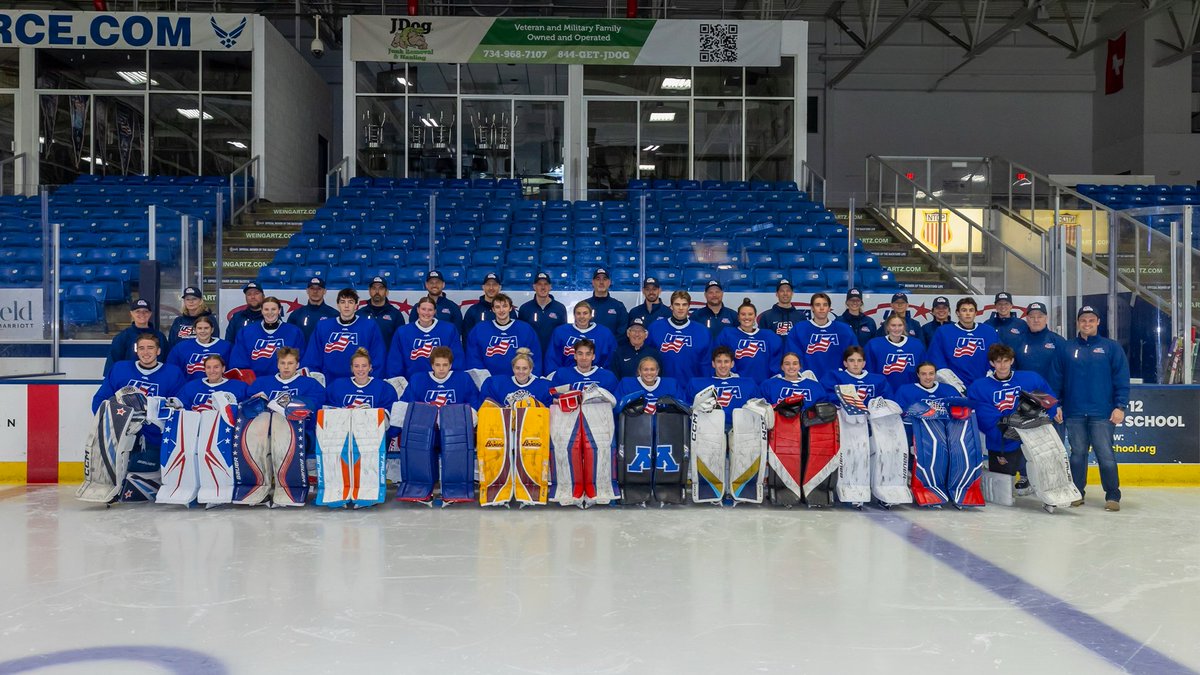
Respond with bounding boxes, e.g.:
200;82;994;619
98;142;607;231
661;77;691;90
176;108;214;121
227;141;247;149
118;71;157;85
648;112;675;122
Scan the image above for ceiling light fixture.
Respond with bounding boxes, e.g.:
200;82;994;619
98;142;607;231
176;108;213;121
661;77;692;90
648;112;675;122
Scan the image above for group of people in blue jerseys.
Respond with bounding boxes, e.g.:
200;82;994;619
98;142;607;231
97;268;1129;510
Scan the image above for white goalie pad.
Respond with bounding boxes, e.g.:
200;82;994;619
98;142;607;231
867;398;912;506
728;400;771;504
157;409;202;505
689;407;727;503
1013;424;1082;508
980;469;1015;506
835;408;871;506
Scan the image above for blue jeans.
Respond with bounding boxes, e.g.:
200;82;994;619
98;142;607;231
1065;416;1121;502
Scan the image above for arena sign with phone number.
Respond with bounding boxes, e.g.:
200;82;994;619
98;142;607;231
349;16;783;66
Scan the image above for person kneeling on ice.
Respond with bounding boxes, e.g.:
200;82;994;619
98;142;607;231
967;343;1061;507
166;315;231;381
615;356;685;412
479;348;553;407
760;352;825;406
177;354;248;409
79;333;186;503
400;346;480;409
546;338;618;394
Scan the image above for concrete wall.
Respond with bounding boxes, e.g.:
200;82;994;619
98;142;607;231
258;22;334;204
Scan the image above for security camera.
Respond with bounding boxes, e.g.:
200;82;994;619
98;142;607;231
311;37;325;58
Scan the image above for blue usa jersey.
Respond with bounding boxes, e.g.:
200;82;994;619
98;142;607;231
819;369;892;411
967;370;1057;453
928;322;1000;387
688;375;761;427
325;376;399;410
302;316;387;380
865;335;926;391
176;377;248;410
760;374;827;406
465;319;543;377
714;326;782;383
786;319;859;380
479;375;553;407
546;365;619;394
246;373;326;427
545;323;617;372
230;322;307;377
894;382;960;418
166;338;232;380
92;361;186;413
615;376;685;412
400;370;480;409
385;319;464;379
646;318;710;382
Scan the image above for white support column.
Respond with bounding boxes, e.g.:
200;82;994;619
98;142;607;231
342;16;357;180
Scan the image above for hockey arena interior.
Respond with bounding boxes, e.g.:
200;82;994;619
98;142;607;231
1;1;1199;672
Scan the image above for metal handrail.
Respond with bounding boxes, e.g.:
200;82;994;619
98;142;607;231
229;155;260;223
800;160;826;205
325;156;350;200
0;153;27;196
867;154;1052;293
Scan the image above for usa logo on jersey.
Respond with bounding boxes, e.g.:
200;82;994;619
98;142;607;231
714;386;740;408
190;392;213;408
775;321;792;336
251;338;285;361
176;324;195;339
486;336;517;357
807;334;838;354
269;387;300;400
342;394;374;407
562;336;580;357
185;353;207;374
779;385;815;403
644;395;659;414
953;337;985;358
660;334;692;353
993;387;1019;412
126;379;159;396
735;339;766;359
325;332;358;353
409;338;439;360
882;353;913;375
424;390;455;406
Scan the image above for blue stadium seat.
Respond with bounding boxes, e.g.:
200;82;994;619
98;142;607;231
506;267;536;286
63;285;107;332
722;270;752;291
824;270;850;291
438;250;469;268
297;265;331;281
257;265;293;287
681;265;715;288
857;269;897;292
812;253;846;269
326;267;362;289
794;269;824;290
337;250;371;267
610;268;641;289
506;251;537;267
853;253;882;269
753;268;786;288
470;250;503;267
304;250;338;266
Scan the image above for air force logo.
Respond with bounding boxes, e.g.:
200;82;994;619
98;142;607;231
210;16;248;49
953;337;985;358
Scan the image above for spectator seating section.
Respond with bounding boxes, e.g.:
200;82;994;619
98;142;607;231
254;177;903;294
1073;184;1199;247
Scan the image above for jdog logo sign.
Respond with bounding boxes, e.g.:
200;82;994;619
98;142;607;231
389;18;432;60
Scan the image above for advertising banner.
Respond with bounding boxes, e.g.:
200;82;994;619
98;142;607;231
0;11;254;51
349;16;782;66
0;289;44;341
889;207;985;254
1112;385;1200;464
1029;209;1111;255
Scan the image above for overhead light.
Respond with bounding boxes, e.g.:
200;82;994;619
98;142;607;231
80;156;106;166
959;174;987;183
118;71;157;85
176;108;214;121
638;164;656;172
396;76;409;86
642;144;660;152
227;141;247;149
649;112;675;122
661;77;691;90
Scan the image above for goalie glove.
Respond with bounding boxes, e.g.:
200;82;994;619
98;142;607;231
223;368;256;385
466;369;491;389
866;396;902;419
802;401;839;427
692;385;718;413
385;376;408;398
742;398;775;430
936;368;966;394
299;368;325;387
835;384;869;414
388;401;410;428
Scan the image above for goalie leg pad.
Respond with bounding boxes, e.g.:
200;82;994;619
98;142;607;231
396;403;440;502
767;414;804;507
477;405;514;506
618;409;655;506
868;400;912;506
512;405;551;505
981;469;1015;506
157;410;202;505
77;396;148;503
652;408;690;506
946;413;986;507
910;418;950;507
232;411;274;505
269;413;308;507
728;408;769;504
195;406;237;505
1013;425;1082;508
689;408;727;504
349;408;387;506
801;417;839;507
835;410;871;506
438;404;477;503
582;399;617;505
550;404;584;506
315;409;351;508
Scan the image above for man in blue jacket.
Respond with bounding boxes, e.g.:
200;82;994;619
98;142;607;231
587;267;629;337
517;271;567;352
287;276;338;341
985;291;1029;347
1061;306;1130;511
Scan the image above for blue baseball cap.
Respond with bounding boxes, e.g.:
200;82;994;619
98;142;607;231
1026;302;1048;314
932;296;950;308
241;281;262;293
891;292;908;302
1078;305;1099;318
307;276;326;288
846;288;863;301
535;272;552;283
131;298;151;311
482;272;501;284
995;291;1013;303
426;270;444;282
181;286;202;299
643;276;660;288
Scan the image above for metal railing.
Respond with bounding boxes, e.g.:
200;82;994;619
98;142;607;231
800;160;826;205
0;153;27;196
229;155;260;223
325;156;350;201
865;154;1052;297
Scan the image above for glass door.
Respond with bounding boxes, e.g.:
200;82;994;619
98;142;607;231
462;98;564;199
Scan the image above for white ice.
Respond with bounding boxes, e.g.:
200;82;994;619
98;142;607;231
0;486;1198;674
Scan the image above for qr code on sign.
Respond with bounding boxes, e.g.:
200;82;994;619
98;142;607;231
699;23;738;63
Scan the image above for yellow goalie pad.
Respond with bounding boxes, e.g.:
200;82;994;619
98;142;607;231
512;403;551;505
477;401;513;506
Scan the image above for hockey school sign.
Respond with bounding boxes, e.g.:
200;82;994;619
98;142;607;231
349;16;782;66
1112;386;1200;464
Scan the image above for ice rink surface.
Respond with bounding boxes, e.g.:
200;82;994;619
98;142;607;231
0;486;1197;674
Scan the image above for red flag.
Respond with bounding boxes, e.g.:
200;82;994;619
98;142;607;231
1105;32;1126;95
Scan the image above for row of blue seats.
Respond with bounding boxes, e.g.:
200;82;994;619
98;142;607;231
1076;183;1196;196
319;195;822;214
254;262;897;294
1085;193;1198;209
628;179;799;192
1;263;137;303
346;176;521;190
73;174;246;186
306;206;837;230
295;216;842;240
